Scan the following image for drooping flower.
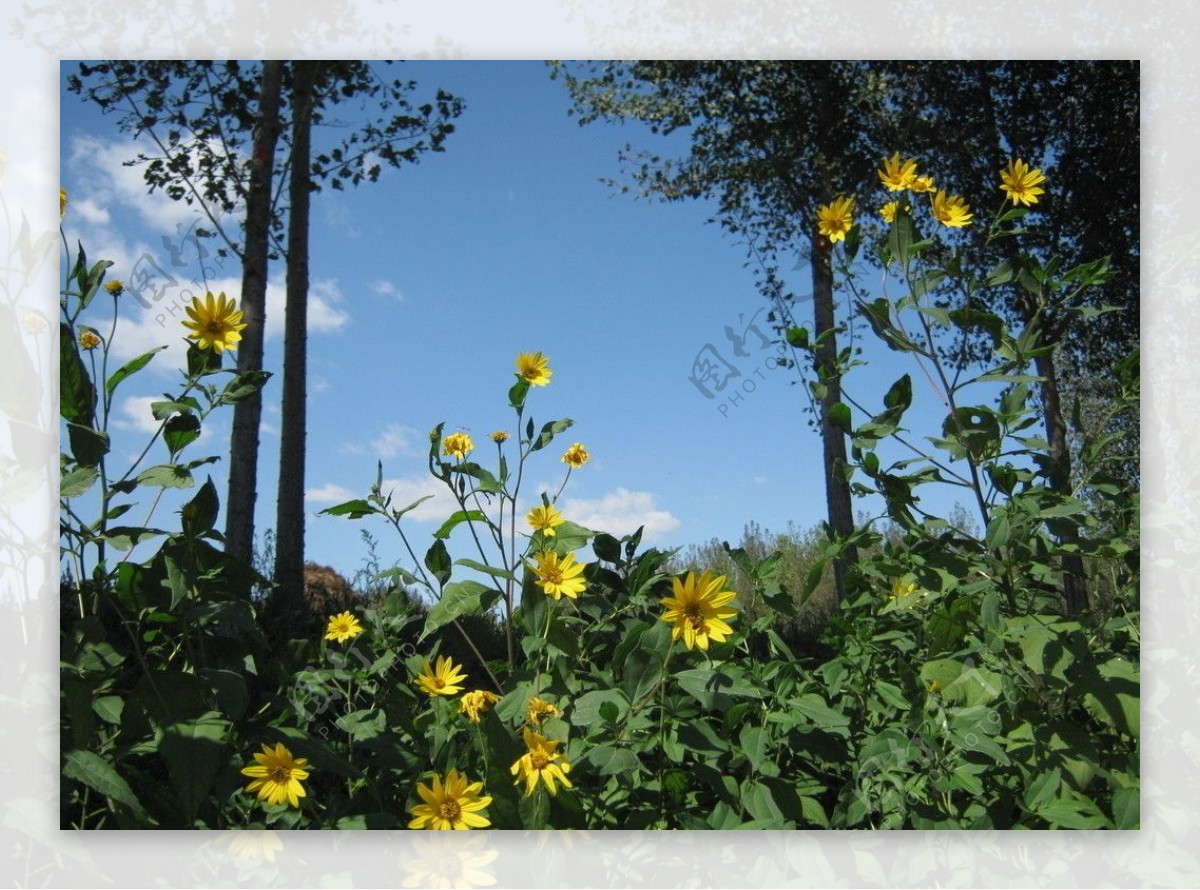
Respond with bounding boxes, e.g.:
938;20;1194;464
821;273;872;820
999;158;1046;207
561;442;590;468
182;291;248;353
459;689;500;724
525;697;560;727
516;351;553;387
79;330;102;350
877;152;919;192
930;190;974;228
527;504;565;537
60;187;68;218
104;279;125;297
879;200;909;224
659;570;738;651
324;611;364;643
415;655;469;697
890;578;919;599
911;174;936;194
240;742;310;808
529;550;588;600
816;195;855;243
490;430;509;443
408;768;493;830
510;727;573;797
442;431;474;461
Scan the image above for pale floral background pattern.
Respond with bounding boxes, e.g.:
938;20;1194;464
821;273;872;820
2;1;1195;886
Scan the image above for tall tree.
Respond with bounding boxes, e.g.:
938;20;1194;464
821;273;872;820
556;60;1138;613
272;61;316;619
556;61;889;601
226;60;284;566
68;61;464;591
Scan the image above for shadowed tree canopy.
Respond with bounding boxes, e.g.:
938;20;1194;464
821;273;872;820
556;60;1138;613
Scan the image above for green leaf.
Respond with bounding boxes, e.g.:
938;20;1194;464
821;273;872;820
181;477;219;537
335;708;387;741
92;695;125;725
61;465;99;498
1112;786;1140;829
59;323;96;426
67;422;109;468
320;498;377;519
1023;767;1062;812
793;693;849;729
62;749;148;821
528;418;575;453
674;666;762;712
829;402;852;433
453;558;514;581
160;711;228;825
424;539;452;586
587;745;641;777
218;370;271;405
1079;656;1139;739
105;346;167;396
163;413;201;457
738;725;770;772
433;510;488;540
136;464;195;489
883;374;912;412
508;378;530;410
421;580;500;642
571;689;630;729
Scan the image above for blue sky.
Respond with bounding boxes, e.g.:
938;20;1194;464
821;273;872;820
60;60;975;582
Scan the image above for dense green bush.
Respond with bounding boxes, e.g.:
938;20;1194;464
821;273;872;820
60;153;1137;830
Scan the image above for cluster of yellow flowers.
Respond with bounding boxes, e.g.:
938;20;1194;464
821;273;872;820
815;154;1047;243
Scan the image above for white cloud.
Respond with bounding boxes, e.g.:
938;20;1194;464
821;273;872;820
67;133;243;235
111;395;165;435
73;198;111;225
561;488;680;543
379;475;455;522
371;279;404;302
311;375;330;394
343;423;422;460
306;483;357;504
264;277;350;338
752;475;768;485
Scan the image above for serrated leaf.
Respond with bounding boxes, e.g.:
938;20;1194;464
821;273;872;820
106;347;167;396
62;749;148;820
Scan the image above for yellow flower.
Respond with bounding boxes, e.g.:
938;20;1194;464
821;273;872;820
221;830;283;864
816;195;855;243
510;727;572;797
79;330;102;350
402;835;499;887
490;430;509;443
525;697;561;727
104;279;125;296
240;742;310;808
911;174;936;194
529;550;588;600
516;351;553;387
999;158;1046;207
660;570;738;651
442;431;474;461
323;611;363;643
527;504;565;537
408;768;493;830
60;187;68;218
879;200;909;224
459;689;500;724
890;579;920;599
877;152;919;192
415;655;469;697
561;442;590;468
182;291;248;353
930;189;973;228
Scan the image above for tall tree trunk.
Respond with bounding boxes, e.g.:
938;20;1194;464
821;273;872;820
273;61;317;618
811;64;858;602
978;66;1089;614
225;60;283;572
